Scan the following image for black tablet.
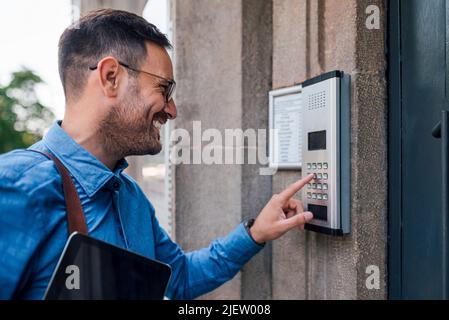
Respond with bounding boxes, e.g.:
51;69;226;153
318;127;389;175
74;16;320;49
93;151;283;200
44;232;172;300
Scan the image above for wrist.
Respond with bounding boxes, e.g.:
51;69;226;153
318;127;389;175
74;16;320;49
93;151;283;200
249;227;265;245
245;219;265;245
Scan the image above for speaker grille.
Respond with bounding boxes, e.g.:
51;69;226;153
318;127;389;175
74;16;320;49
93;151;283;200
308;91;326;110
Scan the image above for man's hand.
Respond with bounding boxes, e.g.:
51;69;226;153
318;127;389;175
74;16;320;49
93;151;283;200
249;174;315;244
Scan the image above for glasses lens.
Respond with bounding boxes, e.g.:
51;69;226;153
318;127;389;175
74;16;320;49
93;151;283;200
166;82;176;102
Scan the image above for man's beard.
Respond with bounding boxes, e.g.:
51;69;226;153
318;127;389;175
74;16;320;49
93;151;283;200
98;86;163;159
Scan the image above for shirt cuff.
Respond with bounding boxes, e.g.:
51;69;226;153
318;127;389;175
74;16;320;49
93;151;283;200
219;223;265;265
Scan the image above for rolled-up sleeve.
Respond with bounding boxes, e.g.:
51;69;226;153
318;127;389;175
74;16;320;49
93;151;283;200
152;214;264;300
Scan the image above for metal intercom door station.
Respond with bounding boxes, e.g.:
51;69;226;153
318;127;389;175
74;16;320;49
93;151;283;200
301;71;351;235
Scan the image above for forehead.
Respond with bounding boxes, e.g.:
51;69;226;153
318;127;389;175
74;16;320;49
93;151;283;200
142;42;173;79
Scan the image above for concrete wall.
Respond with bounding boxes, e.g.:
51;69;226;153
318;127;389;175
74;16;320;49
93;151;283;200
173;0;387;300
78;0;147;15
172;0;273;299
271;0;387;299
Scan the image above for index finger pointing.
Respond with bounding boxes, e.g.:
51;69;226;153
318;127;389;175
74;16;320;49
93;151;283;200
279;174;315;201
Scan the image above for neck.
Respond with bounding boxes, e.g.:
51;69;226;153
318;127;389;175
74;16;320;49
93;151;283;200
61;112;119;171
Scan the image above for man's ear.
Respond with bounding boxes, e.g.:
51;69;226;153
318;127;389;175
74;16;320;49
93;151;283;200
96;57;123;98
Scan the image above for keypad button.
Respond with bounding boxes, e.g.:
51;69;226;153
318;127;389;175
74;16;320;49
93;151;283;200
312;193;317;199
312;163;317;169
323;173;328;180
307;163;311;169
307;193;312;199
312;183;317;189
323;163;328;169
317;173;322;179
317;163;322;169
317;194;323;200
323;184;328;190
307;183;311;189
317;184;322;190
323;194;328;200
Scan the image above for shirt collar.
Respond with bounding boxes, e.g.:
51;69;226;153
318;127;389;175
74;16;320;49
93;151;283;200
42;121;129;197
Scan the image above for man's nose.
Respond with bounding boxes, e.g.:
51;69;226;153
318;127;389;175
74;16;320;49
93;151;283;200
165;99;177;120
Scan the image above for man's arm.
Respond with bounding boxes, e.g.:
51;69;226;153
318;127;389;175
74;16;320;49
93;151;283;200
152;214;263;300
153;174;315;300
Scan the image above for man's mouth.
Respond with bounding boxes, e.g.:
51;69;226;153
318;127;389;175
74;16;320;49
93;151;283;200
152;120;163;130
152;119;164;140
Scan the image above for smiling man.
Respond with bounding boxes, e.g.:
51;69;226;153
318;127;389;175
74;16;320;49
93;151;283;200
0;9;314;299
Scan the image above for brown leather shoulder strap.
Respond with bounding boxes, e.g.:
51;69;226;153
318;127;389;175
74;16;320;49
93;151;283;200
28;149;88;235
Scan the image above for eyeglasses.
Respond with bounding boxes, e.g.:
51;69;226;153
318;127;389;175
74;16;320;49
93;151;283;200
89;61;176;103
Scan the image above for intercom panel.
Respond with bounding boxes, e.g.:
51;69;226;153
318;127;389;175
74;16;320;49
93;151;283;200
301;71;351;236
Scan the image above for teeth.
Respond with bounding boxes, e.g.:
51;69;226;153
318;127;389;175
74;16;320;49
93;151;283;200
152;120;163;130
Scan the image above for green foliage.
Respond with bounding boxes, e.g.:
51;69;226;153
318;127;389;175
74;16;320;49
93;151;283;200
0;69;55;153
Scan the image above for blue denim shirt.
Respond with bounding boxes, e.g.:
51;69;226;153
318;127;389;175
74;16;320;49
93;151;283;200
0;122;263;300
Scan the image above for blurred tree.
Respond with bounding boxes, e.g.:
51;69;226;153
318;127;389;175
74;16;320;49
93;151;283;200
0;69;54;153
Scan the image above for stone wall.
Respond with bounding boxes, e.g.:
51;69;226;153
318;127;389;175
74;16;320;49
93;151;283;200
270;0;387;299
173;0;388;300
172;0;273;300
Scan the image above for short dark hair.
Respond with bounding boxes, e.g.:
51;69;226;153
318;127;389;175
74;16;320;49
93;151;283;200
58;9;172;100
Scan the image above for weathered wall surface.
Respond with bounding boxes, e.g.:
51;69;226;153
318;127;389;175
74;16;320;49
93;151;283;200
271;0;387;299
78;0;147;15
172;0;273;299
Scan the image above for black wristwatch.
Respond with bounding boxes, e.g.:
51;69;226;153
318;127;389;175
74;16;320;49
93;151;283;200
244;218;265;247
